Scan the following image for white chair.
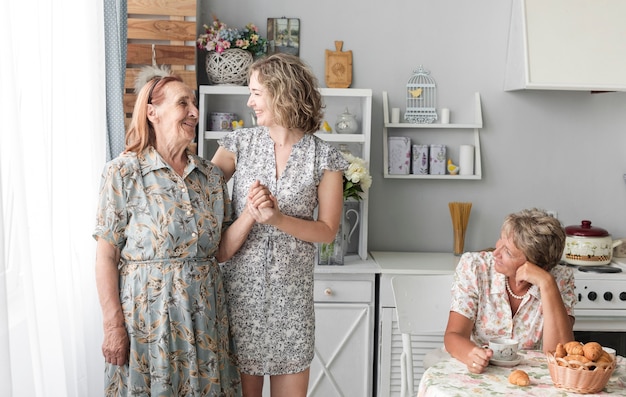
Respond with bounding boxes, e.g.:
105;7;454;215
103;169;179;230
391;274;454;397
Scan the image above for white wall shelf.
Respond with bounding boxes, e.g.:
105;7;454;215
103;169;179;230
382;91;483;180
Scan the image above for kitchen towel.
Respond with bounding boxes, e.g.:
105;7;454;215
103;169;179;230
459;145;474;175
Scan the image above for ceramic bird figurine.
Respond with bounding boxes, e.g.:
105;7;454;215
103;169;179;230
231;120;244;129
408;88;423;98
447;159;459;175
322;120;332;132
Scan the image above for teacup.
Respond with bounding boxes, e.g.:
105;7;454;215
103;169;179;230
489;338;519;361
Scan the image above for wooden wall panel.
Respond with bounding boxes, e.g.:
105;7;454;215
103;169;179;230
124;0;197;129
128;0;196;17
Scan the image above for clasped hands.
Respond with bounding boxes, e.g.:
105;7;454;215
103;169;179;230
246;180;278;224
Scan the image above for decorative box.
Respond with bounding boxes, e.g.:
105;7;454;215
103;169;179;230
209;112;237;131
388;136;411;175
429;144;446;175
412;144;429;175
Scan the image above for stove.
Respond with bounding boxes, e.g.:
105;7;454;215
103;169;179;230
571;259;626;314
567;259;626;356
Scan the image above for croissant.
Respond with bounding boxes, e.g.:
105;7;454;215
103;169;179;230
555;342;567;358
596;350;613;366
563;354;590;369
582;342;603;361
564;341;584;356
508;369;530;386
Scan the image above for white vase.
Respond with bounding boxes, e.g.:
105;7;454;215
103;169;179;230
205;49;253;85
318;201;360;265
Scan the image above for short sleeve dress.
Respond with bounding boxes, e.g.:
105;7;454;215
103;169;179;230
93;147;242;397
450;251;576;350
218;127;349;375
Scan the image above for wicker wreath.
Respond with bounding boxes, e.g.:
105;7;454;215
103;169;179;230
205;49;253;85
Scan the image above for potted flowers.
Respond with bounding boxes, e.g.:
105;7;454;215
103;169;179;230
197;17;267;85
342;152;372;201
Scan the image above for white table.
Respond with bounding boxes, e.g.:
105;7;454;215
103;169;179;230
418;350;626;396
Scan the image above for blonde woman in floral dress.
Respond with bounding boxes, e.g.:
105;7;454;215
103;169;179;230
94;68;271;396
443;208;576;374
211;53;349;397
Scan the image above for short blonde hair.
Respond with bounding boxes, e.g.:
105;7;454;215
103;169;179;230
248;53;323;134
501;208;566;271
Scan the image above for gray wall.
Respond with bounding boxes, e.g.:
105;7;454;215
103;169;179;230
198;0;626;253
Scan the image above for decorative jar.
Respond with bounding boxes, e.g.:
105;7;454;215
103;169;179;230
335;108;358;134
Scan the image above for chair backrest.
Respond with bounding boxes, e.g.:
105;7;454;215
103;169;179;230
391;274;454;397
391;274;454;335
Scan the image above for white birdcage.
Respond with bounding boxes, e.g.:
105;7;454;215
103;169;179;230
405;66;437;124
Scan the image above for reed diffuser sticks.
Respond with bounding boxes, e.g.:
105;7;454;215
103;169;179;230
449;202;472;256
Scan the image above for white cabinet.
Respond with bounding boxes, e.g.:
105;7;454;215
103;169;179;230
309;271;376;397
381;91;483;180
505;0;626;91
197;85;372;260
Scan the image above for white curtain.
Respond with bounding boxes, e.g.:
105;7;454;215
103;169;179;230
0;0;107;395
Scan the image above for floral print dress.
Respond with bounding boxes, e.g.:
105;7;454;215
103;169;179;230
218;127;348;375
93;147;241;397
450;251;576;350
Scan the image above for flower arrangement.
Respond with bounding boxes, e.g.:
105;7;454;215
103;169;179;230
342;152;372;201
197;17;267;57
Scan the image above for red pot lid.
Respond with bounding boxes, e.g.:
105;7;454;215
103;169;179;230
565;220;609;237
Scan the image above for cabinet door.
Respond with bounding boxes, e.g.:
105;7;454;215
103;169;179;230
308;303;372;397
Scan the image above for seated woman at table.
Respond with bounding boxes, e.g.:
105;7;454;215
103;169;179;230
443;208;576;374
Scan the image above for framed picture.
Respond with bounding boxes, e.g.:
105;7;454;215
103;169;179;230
267;18;300;56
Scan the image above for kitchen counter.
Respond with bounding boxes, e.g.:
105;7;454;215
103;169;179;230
314;254;381;274
371;251;460;274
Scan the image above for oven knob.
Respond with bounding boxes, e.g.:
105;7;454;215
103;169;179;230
588;291;597;301
620;292;626;301
603;292;613;301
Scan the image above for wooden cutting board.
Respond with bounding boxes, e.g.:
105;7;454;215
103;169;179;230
325;41;352;88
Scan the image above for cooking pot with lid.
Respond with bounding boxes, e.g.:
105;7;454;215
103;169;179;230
562;220;623;266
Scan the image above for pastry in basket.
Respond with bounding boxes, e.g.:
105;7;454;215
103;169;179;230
548;341;617;394
563;340;584;356
582;342;603;361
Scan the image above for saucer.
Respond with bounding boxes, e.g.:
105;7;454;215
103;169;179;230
490;354;522;367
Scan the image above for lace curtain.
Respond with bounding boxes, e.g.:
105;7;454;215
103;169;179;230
0;0;110;395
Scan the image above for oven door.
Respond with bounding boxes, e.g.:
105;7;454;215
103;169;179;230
573;309;626;356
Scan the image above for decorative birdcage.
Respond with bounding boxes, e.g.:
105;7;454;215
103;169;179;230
404;66;437;124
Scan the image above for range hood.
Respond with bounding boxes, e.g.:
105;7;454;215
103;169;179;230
504;0;626;92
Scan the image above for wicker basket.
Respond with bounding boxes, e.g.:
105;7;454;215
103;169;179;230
546;351;616;394
205;49;253;85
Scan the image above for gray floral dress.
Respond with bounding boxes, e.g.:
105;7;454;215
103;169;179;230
218;127;348;375
93;147;242;397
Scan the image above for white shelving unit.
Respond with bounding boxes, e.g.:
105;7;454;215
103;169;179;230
197;85;372;261
382;91;483;180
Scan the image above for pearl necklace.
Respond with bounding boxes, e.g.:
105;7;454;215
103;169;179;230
505;278;529;300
